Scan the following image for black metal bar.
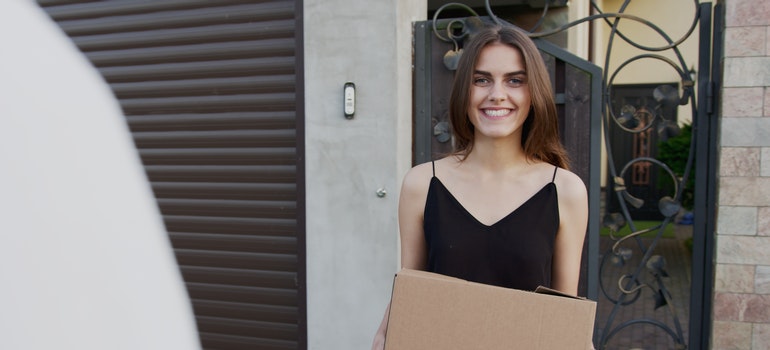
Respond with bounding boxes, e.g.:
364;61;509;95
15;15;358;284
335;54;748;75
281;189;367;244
413;21;432;165
587;51;603;306
689;2;719;349
293;1;308;349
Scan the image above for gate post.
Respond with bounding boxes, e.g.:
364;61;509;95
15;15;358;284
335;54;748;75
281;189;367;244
689;2;722;349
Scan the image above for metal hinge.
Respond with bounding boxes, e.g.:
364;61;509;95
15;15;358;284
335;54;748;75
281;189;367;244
706;80;715;115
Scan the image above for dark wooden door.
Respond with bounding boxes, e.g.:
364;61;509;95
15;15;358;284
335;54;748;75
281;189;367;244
606;83;679;221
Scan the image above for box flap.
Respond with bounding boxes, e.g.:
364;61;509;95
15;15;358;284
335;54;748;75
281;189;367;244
534;285;587;300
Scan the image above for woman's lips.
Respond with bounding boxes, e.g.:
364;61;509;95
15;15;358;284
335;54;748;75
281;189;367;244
482;108;512;119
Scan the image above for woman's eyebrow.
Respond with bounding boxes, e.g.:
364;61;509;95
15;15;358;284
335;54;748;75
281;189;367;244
504;70;527;76
473;70;527;76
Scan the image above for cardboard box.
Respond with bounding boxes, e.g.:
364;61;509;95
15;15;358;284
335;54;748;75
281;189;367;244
385;269;596;350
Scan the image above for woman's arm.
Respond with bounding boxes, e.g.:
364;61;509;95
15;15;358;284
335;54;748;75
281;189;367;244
372;163;431;350
552;169;593;350
551;169;589;296
397;163;431;271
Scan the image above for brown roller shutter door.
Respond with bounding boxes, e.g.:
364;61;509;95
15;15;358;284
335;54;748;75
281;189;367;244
37;1;306;348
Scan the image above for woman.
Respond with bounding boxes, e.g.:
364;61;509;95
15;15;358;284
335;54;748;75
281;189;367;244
372;24;588;349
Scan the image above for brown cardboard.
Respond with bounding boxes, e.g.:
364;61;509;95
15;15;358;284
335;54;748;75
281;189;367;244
385;269;596;350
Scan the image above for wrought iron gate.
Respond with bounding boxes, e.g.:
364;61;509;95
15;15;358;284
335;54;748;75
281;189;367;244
414;1;722;348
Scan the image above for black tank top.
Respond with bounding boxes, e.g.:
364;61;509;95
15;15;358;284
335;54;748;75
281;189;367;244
424;162;560;291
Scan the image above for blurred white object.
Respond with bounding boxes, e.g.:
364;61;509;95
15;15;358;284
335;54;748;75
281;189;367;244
0;1;201;349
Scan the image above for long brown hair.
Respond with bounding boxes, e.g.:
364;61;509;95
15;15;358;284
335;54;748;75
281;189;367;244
448;24;570;169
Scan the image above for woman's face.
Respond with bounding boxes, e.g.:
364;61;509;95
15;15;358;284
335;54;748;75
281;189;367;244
467;42;532;143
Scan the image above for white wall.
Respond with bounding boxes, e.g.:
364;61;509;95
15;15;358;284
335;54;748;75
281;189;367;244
568;0;591;60
303;1;426;348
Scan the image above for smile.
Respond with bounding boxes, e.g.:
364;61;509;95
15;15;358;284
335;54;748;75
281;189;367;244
482;108;511;118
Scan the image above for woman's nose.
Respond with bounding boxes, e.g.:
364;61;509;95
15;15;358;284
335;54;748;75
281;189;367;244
488;83;506;102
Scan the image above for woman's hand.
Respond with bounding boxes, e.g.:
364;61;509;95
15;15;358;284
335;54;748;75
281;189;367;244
371;330;386;350
371;302;390;350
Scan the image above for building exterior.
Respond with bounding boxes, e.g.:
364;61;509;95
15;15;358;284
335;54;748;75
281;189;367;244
307;0;770;348
27;0;770;348
303;1;424;348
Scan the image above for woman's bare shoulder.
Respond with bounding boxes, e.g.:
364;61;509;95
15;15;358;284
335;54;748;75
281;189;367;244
553;167;587;201
400;160;434;194
401;157;457;193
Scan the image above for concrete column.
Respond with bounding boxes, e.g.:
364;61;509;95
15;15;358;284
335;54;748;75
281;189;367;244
303;1;426;348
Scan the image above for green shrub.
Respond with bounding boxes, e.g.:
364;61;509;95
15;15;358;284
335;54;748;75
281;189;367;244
657;123;694;210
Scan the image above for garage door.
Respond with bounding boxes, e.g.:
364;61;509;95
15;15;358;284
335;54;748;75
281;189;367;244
38;1;305;348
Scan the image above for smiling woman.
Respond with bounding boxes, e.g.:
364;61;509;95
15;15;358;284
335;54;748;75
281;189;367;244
466;43;531;141
449;25;569;169
373;24;590;350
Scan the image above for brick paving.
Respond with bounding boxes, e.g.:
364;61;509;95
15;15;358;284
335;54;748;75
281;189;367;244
595;233;692;350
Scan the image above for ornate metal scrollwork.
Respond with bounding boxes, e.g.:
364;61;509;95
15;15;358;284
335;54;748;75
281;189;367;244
429;1;702;348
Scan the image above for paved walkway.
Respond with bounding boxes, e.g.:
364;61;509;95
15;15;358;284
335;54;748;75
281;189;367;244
595;231;692;350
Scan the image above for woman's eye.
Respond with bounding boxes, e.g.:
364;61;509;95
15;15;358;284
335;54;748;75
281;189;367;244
473;77;490;85
507;78;524;86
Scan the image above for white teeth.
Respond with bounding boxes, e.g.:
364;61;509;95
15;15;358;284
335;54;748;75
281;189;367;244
484;109;510;117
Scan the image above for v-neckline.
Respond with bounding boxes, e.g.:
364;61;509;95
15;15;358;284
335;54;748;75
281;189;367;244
431;177;554;228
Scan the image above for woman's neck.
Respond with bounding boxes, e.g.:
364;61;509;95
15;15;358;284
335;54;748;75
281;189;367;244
463;136;528;171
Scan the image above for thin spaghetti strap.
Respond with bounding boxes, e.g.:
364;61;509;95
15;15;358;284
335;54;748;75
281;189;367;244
551;166;558;182
432;160;436;177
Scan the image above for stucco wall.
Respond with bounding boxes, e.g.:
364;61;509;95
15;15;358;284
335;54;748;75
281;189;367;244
712;0;770;348
303;1;426;348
